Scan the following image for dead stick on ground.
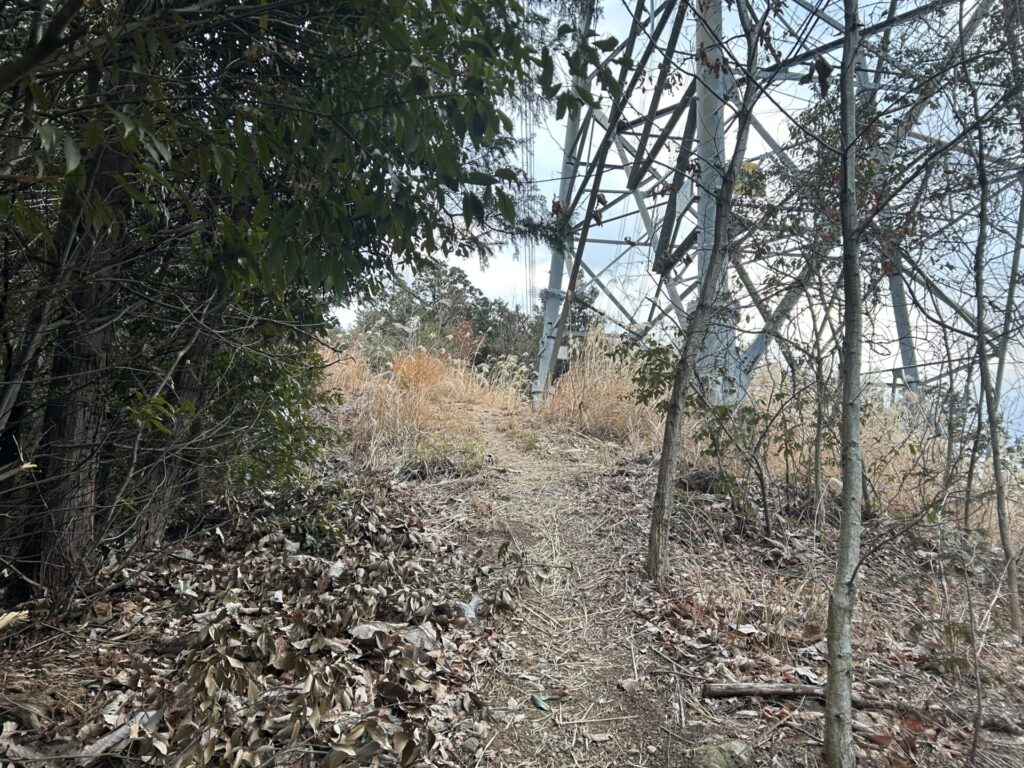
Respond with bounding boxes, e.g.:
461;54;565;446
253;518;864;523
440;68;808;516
650;646;703;680
521;602;558;628
702;682;963;720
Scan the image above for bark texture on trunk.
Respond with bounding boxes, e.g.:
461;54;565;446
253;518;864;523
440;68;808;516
36;281;115;592
32;144;128;595
824;1;863;765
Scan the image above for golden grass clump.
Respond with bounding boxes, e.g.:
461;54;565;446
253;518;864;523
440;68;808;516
543;333;663;451
539;334;1006;527
323;330;1013;536
322;344;527;477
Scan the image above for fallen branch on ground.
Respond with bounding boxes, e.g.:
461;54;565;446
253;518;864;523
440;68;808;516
701;682;1023;734
703;682;930;715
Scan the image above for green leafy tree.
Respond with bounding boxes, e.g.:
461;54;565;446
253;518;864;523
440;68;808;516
356;264;543;363
0;0;617;595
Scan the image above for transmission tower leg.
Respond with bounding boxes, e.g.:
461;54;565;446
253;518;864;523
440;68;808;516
533;209;572;399
536;4;598;403
695;0;724;282
693;0;741;402
887;257;921;390
533;4;592;400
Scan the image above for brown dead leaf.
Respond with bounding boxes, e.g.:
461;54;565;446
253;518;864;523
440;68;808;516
800;622;824;642
618;677;639;694
864;732;894;748
902;712;927;734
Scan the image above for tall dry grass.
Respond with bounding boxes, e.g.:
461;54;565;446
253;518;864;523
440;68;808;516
542;333;664;451
745;366;978;517
323;330;1004;531
543;334;991;523
323;343;528;477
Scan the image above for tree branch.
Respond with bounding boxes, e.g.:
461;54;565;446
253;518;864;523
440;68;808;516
0;0;86;93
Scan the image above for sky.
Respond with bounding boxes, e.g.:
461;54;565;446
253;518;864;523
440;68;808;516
330;1;840;346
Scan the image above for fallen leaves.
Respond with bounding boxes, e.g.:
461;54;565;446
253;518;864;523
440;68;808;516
0;478;517;766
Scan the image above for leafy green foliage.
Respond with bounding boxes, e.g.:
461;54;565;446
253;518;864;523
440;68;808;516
4;0;608;299
356;264;543;364
0;0;610;592
618;338;677;408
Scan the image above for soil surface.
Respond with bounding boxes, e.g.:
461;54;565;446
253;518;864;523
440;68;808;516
415;405;685;767
3;400;1022;768
405;404;1024;768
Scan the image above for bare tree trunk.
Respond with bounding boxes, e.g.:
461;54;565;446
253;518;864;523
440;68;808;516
35;282;113;593
963;379;985;526
824;0;863;764
647;0;767;584
32;143;128;596
647;345;694;583
993;187;1024;403
962;1;1022;638
812;320;826;510
647;234;744;582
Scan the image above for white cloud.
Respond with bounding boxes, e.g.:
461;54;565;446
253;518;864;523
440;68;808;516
446;249;548;312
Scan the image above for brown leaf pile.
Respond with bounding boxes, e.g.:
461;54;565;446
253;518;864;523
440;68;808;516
1;479;513;766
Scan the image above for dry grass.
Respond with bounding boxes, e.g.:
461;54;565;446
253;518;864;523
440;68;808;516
744;367;1009;523
543;333;663;451
323;330;1013;533
322;343;528;478
542;337;1013;529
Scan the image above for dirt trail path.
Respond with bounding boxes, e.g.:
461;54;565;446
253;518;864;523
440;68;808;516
414;405;689;767
399;400;1024;768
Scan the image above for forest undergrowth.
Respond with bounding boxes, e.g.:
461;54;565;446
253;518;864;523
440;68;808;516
1;336;1022;767
318;336;1024;767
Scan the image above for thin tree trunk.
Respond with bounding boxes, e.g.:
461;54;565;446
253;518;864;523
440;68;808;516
970;144;1022;636
646;0;763;582
812;322;826;510
962;1;1022;637
647;348;692;583
824;0;863;764
137;329;211;547
963;382;985;527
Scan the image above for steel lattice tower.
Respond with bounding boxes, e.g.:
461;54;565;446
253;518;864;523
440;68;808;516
533;0;1008;400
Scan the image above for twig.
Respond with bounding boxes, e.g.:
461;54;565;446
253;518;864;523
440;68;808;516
558;714;639;726
702;681;967;720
